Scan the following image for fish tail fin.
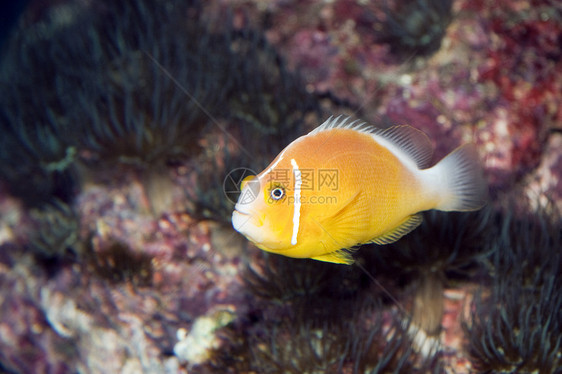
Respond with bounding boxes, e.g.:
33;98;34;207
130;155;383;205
429;144;488;211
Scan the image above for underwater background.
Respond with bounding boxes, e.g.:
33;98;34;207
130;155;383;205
0;0;560;373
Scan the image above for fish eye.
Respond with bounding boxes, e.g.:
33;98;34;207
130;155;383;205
270;187;285;201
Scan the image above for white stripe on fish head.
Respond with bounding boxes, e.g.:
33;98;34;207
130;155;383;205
290;158;302;245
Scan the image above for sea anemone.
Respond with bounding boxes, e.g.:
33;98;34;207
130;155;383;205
52;0;231;216
0;76;78;206
354;314;442;374
0;0;320;218
243;317;351;373
231;250;442;372
365;0;454;60
355;207;493;358
63;0;320;219
364;208;494;282
208;291;439;374
57;1;218;167
28;199;80;259
243;252;365;323
463;209;562;373
86;240;153;286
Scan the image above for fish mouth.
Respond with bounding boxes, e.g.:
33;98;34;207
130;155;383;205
233;206;251;215
233;201;254;216
232;209;263;230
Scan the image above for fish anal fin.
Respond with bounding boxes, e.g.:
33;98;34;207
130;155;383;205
311;250;355;265
370;214;423;245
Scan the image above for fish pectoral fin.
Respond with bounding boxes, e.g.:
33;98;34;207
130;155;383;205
320;191;362;222
310;191;368;265
370;213;423;245
311;250;355;265
315;191;371;249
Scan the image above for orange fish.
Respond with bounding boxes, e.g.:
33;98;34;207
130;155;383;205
232;116;487;264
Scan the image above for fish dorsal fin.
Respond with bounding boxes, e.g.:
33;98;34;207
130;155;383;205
309;115;372;135
310;116;433;169
370;213;423;245
371;126;433;169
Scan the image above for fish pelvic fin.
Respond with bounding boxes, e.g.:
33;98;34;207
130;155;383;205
370;213;423;245
426;144;488;212
311;250;355;265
